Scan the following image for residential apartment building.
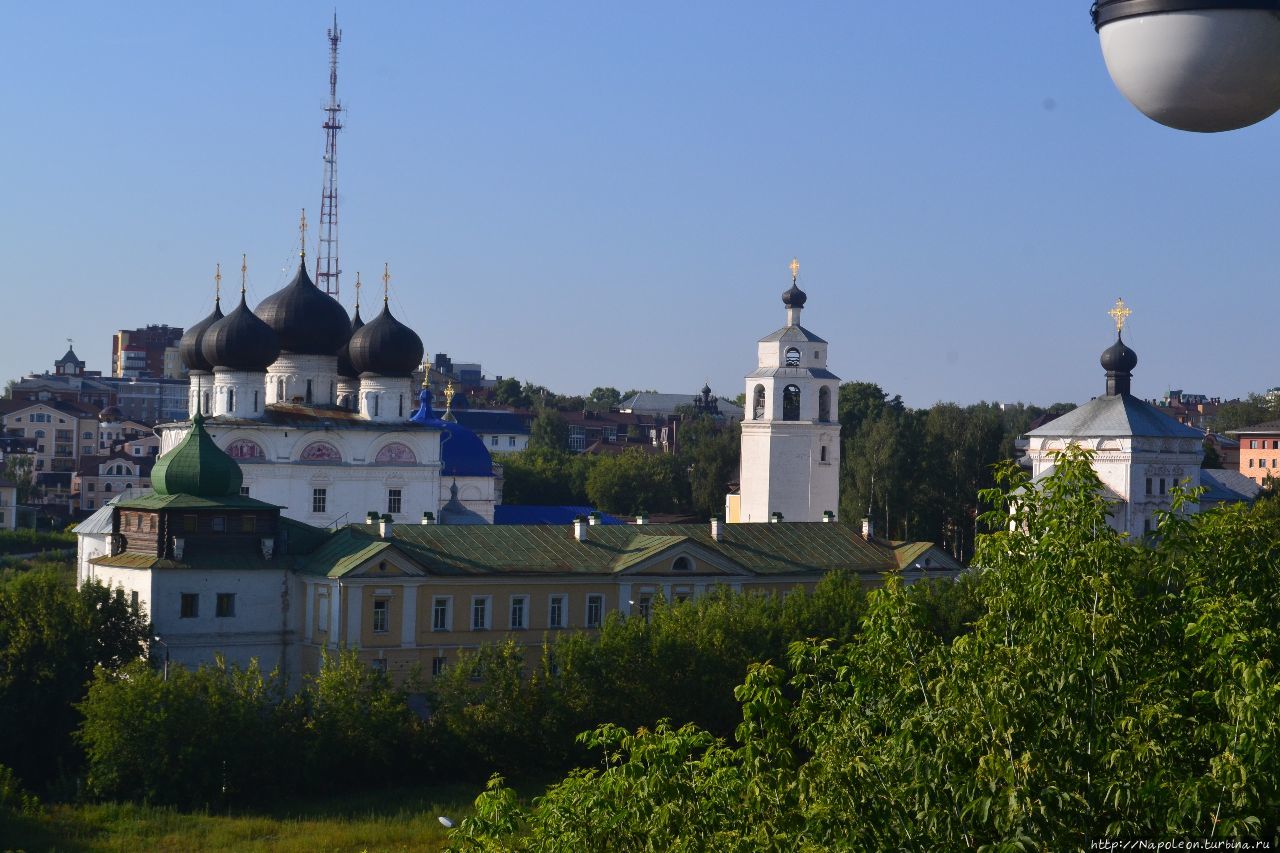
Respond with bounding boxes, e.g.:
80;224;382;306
0;477;17;530
452;409;530;454
111;325;185;379
1230;420;1280;485
73;452;155;513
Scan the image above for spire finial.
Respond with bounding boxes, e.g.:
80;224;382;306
214;263;222;304
354;272;362;309
382;262;390;306
240;253;247;296
789;257;799;285
1109;297;1131;333
299;208;308;258
420;359;430;389
443;380;456;419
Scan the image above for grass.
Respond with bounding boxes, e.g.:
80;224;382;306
0;782;485;852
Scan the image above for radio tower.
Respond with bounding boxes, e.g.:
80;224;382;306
315;13;343;297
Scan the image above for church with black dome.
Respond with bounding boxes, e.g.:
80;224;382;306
159;242;499;528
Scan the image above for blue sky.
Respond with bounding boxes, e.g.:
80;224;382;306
3;3;1278;408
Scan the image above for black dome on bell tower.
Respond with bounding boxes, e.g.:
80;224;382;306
337;304;365;379
1101;333;1138;396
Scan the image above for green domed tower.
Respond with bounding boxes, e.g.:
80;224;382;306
151;413;244;498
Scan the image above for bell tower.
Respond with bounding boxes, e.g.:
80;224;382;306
733;260;841;523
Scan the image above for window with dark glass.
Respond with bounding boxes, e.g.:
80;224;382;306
372;599;389;633
818;386;831;422
216;593;236;617
753;384;766;420
180;593;199;618
387;489;402;515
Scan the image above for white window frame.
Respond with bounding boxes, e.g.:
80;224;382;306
471;595;492;631
548;594;567;629
509;595;528;630
432;596;452;632
312;488;327;514
372;598;390;634
585;593;604;628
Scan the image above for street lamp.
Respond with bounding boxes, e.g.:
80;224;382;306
1092;0;1280;132
153;635;169;682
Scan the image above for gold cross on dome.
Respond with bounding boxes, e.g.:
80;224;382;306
789;257;800;284
354;272;362;308
299;209;308;257
1108;297;1131;332
214;263;221;300
382;262;391;304
444;380;455;410
419;359;430;389
240;254;248;295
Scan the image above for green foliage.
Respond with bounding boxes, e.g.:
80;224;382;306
584;450;679;516
428;574;871;783
674;415;739;520
500;448;595;506
77;648;423;809
0;763;40;816
1210;393;1277;433
448;449;1280;848
585;387;622;412
528;409;570;453
2;454;37;505
0;569;148;791
0;528;75;555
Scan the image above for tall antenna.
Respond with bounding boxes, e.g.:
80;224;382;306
315;12;343;297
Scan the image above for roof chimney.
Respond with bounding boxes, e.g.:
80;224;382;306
770;512;783;523
588;511;601;526
861;517;873;539
710;516;723;541
573;516;588;541
379;514;394;539
635;512;648;525
823;510;835;523
421;511;435;525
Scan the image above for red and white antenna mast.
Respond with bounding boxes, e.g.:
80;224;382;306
316;12;343;297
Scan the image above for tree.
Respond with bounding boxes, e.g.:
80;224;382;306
1211;394;1276;433
585;450;678;516
0;570;149;790
2;456;36;506
585;387;622;412
674;416;739;520
528;409;570;453
450;449;1280;848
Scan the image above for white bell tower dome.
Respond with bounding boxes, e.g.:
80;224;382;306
734;259;840;523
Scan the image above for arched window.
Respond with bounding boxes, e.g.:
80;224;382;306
299;441;342;462
305;379;313;405
783;385;801;421
785;347;801;367
227;387;235;411
276;378;285;401
202;392;211;415
752;384;766;420
34;430;44;438
227;439;266;461
374;442;417;464
818;386;831;422
104;483;112;493
672;556;692;572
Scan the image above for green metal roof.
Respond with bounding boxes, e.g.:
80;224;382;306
301;521;908;578
114;493;281;511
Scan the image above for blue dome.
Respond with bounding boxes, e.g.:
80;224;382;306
410;388;493;477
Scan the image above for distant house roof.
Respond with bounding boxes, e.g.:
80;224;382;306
494;506;624;525
1199;469;1262;504
77;453;156;477
1228;418;1280;436
619;393;745;419
0;398;101;419
451;409;530;435
1026;394;1202;440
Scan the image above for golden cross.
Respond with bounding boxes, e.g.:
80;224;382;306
419;359;430;389
789;257;799;284
299;208;308;257
354;272;362;309
444;380;455;411
214;263;221;301
1108;297;1131;332
240;254;248;295
382;262;390;304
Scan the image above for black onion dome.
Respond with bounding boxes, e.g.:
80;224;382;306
782;282;807;309
254;259;351;356
202;293;281;372
1100;334;1138;374
348;303;425;378
179;298;224;373
336;305;365;379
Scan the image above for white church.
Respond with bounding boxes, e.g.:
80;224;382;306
165;250;498;529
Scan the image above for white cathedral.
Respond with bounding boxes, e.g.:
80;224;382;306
163;251;498;528
729;261;841;524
